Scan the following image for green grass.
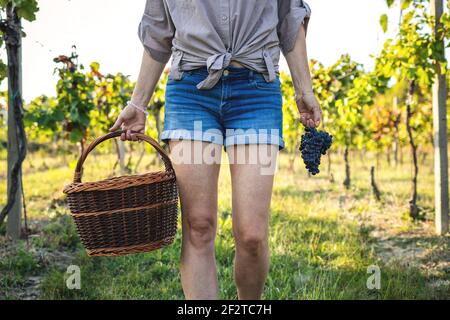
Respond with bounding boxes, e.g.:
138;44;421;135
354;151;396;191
0;145;449;299
0;243;41;299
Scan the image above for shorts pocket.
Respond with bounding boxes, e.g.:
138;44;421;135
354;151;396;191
168;69;207;86
252;75;281;91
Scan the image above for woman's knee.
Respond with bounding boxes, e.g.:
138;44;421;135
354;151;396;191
235;228;268;257
185;215;216;249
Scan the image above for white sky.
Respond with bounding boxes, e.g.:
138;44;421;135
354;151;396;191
18;0;401;102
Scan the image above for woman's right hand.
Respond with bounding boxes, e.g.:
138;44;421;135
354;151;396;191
296;92;322;128
109;105;147;141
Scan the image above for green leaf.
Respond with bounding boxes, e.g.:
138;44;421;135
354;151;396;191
401;0;412;10
380;14;389;33
0;0;9;8
16;0;39;22
385;0;395;8
53;109;65;121
0;61;7;81
69;129;83;143
90;62;100;73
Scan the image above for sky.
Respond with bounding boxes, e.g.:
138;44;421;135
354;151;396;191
17;0;401;102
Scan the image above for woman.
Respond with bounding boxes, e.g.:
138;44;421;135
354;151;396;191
110;0;322;300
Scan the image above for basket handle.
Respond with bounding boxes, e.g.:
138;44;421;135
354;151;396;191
73;130;173;183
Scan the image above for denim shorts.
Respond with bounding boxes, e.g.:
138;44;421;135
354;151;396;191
162;66;284;150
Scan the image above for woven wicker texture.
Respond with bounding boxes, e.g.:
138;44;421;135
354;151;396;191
63;131;179;257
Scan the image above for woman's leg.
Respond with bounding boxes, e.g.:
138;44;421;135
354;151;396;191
227;144;279;300
169;140;222;300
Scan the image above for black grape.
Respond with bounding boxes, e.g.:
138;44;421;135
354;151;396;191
299;127;333;175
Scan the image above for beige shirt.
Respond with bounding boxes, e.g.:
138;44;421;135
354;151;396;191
138;0;311;90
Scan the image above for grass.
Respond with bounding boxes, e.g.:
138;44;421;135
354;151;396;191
0;142;449;300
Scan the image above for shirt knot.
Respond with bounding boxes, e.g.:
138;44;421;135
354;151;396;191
196;52;233;90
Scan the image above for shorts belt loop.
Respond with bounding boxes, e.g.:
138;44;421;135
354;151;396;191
247;69;253;85
262;47;276;82
170;49;184;80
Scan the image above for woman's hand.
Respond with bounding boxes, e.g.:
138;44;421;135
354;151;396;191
296;92;322;128
108;49;165;141
109;105;146;141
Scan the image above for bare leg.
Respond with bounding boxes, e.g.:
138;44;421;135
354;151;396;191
227;144;278;300
169;140;222;300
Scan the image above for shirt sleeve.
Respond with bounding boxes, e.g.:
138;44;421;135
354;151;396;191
278;0;311;55
138;0;175;64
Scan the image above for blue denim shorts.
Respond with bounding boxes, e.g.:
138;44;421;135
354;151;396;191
162;66;284;150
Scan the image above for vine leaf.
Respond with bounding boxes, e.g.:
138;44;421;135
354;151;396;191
380;14;388;33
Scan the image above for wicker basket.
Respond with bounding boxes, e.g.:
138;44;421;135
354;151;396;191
63;131;179;257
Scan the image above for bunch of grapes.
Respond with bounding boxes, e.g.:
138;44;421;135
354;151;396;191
299;127;333;175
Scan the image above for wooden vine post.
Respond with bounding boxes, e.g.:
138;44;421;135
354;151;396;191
1;4;26;240
431;0;449;235
0;0;38;239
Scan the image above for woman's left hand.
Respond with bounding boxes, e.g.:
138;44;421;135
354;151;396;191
295;92;322;128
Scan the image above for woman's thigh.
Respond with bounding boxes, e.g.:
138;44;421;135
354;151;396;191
227;144;279;238
169;140;222;232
